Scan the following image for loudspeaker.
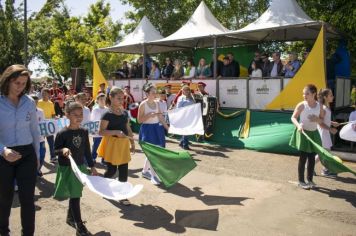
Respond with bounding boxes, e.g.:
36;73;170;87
71;68;86;92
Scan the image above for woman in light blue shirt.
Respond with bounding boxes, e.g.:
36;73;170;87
0;65;40;236
148;61;161;80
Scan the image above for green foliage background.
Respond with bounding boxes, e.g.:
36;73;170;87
0;0;355;78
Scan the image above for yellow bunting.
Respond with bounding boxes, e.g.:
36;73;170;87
217;109;245;118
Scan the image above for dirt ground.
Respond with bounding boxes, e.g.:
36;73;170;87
9;135;356;236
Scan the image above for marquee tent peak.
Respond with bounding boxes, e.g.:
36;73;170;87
220;0;341;42
97;16;184;54
240;0;313;32
152;1;230;44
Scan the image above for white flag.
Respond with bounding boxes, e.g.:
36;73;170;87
340;122;356;142
69;156;143;200
168;103;204;135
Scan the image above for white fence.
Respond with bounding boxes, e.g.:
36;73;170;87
107;77;352;110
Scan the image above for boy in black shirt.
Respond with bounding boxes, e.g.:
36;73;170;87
54;102;97;236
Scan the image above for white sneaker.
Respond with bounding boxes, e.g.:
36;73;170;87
298;181;310;190
141;171;151;180
308;181;317;189
150;176;161;185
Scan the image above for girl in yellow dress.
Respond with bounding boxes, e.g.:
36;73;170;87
97;87;135;205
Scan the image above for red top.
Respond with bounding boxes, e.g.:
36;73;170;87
50;88;64;107
123;93;135;110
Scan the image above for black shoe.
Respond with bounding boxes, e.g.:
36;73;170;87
37;170;43;177
183;146;191;150
76;221;91;236
66;210;76;228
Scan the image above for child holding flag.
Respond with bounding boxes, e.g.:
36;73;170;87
97;87;135;206
290;84;325;190
177;85;196;150
138;84;169;185
54;102;98;236
316;89;340;177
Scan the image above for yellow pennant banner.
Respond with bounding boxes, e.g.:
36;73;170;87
92;54;108;98
266;26;326;110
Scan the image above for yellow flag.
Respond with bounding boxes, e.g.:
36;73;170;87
266;26;326;110
92;54;108;98
240;109;251;139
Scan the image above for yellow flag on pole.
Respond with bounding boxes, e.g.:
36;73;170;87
92;54;108;98
266;26;326;110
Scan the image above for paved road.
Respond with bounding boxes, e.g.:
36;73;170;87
9;137;356;235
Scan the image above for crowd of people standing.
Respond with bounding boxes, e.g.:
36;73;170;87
114;50;308;81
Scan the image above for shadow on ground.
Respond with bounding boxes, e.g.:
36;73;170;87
163;183;252;206
107;200;186;233
313;187;356;207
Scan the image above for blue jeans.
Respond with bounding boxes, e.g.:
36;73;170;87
38;141;46;170
92;137;102;161
46;135;55;159
180;136;189;148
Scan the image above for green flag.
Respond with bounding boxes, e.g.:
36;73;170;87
139;141;197;188
303;132;356;175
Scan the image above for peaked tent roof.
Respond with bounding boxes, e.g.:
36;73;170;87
219;0;341;42
97;16;183;54
150;1;231;49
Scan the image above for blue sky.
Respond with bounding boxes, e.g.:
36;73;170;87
19;0;133;76
24;0;132;22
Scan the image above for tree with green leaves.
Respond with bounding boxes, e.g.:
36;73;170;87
0;0;25;73
296;0;356;72
29;0;129;80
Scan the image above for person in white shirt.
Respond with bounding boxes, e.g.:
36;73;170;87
183;58;196;79
350;112;356;122
164;84;176;109
156;89;168;124
316;89;340;177
75;92;91;125
32;95;46;177
349;103;356;131
90;93;109;162
250;60;263;78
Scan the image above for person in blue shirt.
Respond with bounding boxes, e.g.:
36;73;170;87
176;85;196;150
284;52;301;78
0;64;40;236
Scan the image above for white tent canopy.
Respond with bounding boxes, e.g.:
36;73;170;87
97;16;183;54
219;0;341;42
150;1;231;49
98;0;342;55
